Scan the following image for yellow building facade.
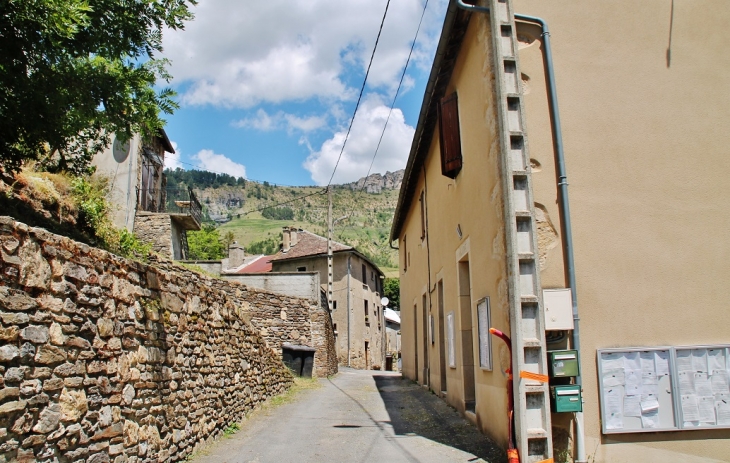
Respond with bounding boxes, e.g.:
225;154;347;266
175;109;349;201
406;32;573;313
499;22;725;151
391;1;730;462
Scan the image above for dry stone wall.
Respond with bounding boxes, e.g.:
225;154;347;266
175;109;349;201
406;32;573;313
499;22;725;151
242;295;337;378
0;217;294;463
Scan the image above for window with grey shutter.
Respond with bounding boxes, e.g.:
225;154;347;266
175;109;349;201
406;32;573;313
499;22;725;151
438;92;463;179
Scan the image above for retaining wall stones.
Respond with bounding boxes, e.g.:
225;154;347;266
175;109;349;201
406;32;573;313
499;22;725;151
0;217;295;463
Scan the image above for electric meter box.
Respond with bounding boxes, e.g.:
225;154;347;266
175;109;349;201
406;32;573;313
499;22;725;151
548;350;580;378
543;288;574;330
551;385;583;413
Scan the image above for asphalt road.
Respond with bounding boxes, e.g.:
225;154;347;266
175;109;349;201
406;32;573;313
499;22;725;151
192;368;506;463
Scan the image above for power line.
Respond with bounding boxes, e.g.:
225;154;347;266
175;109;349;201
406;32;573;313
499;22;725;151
336;0;431;237
326;0;392;188
235;189;326;218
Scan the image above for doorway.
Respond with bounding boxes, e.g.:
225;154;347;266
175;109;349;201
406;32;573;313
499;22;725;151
364;341;369;370
413;303;419;382
438;280;447;395
422;293;429;386
458;258;475;413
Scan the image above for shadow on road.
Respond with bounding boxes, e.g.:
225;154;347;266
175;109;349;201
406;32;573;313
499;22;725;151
373;374;506;463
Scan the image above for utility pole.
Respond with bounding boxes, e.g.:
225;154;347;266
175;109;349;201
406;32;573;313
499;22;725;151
327;187;334;312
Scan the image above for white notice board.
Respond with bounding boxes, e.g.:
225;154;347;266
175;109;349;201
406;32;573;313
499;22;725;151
597;344;730;434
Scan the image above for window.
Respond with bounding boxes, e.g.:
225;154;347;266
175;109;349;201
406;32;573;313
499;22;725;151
297;266;306;272
332;300;337;310
364;300;370;325
438;92;462;179
419;190;426;239
403;236;408;272
362;264;366;284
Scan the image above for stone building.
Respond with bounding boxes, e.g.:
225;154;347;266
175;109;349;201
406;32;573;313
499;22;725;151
270;227;386;370
91;130;201;260
390;1;730;462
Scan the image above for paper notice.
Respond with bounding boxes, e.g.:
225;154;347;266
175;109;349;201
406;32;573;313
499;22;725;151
711;371;730;395
695;373;713;397
625;369;642;396
676;350;693;372
603;369;625;387
681;394;701;422
708;349;726;375
693;349;708;373
605;388;624;430
716;394;730;426
624;395;641;417
678;371;695;394
641;396;660;413
641;384;659;398
698;396;716;424
641;409;659;428
624;352;641;371
655;350;670;376
642;371;657;385
640;351;656;376
602;352;624;371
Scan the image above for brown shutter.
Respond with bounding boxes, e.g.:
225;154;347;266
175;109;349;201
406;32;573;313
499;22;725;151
438;92;463;178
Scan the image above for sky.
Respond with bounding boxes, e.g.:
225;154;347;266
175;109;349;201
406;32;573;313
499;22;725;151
160;0;448;187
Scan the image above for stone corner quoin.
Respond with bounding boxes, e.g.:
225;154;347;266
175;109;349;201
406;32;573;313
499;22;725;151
0;215;322;463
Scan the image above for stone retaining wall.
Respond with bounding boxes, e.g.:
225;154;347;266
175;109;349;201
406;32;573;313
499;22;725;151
0;217;295;463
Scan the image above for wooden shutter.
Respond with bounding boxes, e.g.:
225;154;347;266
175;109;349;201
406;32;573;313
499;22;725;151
438;92;463;178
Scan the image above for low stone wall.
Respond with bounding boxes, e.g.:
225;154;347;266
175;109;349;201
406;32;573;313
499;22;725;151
0;217;294;463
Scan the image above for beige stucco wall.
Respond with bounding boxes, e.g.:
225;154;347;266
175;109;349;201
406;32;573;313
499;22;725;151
272;252;385;370
513;1;730;461
91;133;142;231
398;13;513;448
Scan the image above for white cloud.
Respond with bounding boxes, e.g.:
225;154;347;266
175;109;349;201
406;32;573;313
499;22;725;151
163;0;448;108
165;141;183;170
303;94;414;185
193;149;247;179
232;109;326;134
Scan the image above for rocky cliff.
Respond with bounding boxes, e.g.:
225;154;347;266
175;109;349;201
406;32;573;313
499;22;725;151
346;170;404;194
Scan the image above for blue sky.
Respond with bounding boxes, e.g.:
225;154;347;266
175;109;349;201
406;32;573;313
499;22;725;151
160;0;448;187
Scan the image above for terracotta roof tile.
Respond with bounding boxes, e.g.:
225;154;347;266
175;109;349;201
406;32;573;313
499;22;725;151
235;255;273;273
269;230;351;261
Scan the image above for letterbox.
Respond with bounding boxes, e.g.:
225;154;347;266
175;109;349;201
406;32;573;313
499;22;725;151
548;350;580;378
551;385;583;413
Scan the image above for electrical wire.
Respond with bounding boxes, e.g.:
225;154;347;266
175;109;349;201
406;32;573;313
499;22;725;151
325;0;392;188
336;0;430;238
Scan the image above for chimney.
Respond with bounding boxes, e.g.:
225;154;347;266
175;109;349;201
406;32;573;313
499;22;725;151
228;241;245;269
282;227;291;253
290;228;298;247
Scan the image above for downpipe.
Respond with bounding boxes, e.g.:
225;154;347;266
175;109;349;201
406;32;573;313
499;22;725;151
455;1;586;462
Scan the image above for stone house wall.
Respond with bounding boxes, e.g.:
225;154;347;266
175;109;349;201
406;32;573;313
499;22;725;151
0;217;294;463
133;213;173;258
241;295;337;378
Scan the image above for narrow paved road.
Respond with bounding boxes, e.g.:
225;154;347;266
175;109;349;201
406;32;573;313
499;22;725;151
193;368;505;463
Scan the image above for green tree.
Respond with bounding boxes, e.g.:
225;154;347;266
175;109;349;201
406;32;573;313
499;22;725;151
383;278;400;311
222;231;235;250
187;224;225;260
247;235;280;255
0;0;196;174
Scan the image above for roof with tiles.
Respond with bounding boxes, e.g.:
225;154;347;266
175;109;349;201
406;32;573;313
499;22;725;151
269;230;352;262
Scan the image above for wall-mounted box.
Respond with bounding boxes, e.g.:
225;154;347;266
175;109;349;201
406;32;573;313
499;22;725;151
551;385;582;413
548;350;580;378
543;288;573;330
